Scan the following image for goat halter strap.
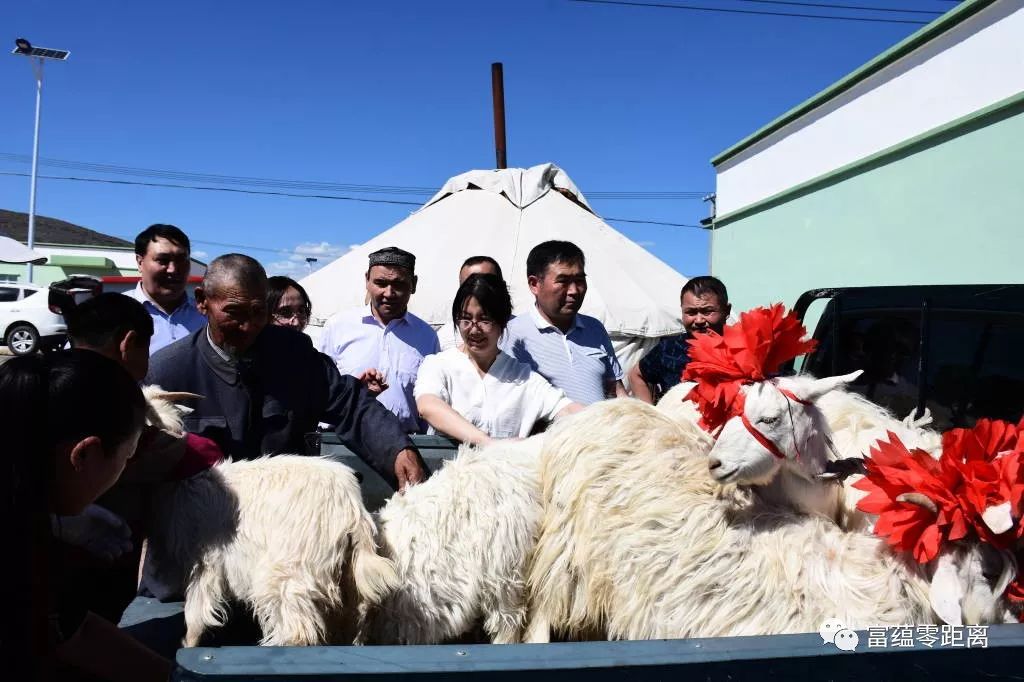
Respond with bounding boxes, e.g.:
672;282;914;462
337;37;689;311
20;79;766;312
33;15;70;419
739;386;811;460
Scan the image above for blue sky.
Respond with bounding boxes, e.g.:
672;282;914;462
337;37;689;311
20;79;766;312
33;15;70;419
1;0;954;279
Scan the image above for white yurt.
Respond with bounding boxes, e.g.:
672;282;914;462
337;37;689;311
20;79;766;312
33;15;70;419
300;163;688;371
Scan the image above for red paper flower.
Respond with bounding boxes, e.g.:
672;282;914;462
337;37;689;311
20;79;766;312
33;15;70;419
682;303;816;433
854;433;967;563
857;420;1024;564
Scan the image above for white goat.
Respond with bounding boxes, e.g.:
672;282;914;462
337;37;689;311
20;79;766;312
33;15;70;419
655;373;863;524
655;377;943;530
525;398;1018;643
365;437;543;644
141;389;398;647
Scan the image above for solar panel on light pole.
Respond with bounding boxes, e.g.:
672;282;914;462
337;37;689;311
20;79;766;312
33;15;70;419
11;38;71;284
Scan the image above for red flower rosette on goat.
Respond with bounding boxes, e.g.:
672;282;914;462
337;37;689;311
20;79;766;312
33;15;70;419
856;420;1024;564
681;303;816;433
854;433;968;564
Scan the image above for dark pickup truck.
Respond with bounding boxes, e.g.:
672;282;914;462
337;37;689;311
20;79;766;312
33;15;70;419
791;284;1024;429
120;283;1024;681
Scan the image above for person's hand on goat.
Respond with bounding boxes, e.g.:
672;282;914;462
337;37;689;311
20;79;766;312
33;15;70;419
394;447;427;492
357;368;389;396
52;504;133;562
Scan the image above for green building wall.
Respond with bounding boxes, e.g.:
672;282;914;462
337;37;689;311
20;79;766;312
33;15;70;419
711;95;1024;317
0;260;132;287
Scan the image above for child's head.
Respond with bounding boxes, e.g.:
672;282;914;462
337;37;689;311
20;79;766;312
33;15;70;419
0;350;147;515
67;293;154;381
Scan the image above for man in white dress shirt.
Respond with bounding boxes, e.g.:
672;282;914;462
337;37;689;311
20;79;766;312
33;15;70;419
318;247;439;433
125;224;207;354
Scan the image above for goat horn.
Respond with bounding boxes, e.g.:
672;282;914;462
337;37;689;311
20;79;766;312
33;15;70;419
896;492;938;514
151;391;204;402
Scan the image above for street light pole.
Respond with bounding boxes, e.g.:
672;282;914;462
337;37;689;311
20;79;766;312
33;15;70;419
26;58;44;284
12;38;70;284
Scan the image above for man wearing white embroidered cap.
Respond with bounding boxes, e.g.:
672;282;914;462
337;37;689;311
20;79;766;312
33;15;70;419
318;246;440;433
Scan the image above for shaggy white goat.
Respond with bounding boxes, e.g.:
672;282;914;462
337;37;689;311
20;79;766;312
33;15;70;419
365;437;543;644
654;373;862;524
656;379;944;531
525;399;1017;643
141;389;398;647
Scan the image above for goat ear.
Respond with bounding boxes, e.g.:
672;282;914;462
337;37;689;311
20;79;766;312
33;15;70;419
797;370;863;403
982;502;1014;535
929;552;964;626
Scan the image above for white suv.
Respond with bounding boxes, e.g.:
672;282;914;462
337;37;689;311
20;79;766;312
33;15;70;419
0;284;68;355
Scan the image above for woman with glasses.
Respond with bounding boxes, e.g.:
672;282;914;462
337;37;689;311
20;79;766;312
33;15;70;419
267;276;312;332
415;273;581;446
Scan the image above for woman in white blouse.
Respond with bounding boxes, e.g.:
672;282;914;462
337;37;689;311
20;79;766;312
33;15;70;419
415;273;582;445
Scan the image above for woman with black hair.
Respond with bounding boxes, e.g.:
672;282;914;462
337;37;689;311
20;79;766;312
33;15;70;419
1;350;172;681
415;273;581;445
267;275;312;332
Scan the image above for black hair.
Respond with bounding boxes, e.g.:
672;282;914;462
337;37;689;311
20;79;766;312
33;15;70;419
267;276;312;319
460;256;504;281
452;273;513;330
681;276;729;306
526;240;585;279
134;224;191;257
67;293;154;349
0;351;146;665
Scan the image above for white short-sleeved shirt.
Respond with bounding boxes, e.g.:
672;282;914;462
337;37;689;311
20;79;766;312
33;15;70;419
414;348;573;439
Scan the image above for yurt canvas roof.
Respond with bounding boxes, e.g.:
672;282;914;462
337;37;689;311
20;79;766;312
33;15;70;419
301;163;687;338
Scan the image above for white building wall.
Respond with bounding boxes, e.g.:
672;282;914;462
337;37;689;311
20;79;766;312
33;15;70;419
716;0;1024;216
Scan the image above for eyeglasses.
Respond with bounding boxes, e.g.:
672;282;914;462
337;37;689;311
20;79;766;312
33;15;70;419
457;317;497;332
273;306;310;323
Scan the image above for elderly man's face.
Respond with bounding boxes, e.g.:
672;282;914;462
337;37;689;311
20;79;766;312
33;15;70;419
196;280;269;354
366;265;416;324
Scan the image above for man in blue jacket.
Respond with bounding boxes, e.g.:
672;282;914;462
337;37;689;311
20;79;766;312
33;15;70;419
146;253;425;491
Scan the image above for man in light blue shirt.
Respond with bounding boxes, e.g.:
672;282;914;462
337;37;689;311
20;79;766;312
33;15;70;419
318;247;439;433
125;224;206;354
501;240;626;405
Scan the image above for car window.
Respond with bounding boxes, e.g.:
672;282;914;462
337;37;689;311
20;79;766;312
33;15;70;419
807;308;1024;430
0;287;21;302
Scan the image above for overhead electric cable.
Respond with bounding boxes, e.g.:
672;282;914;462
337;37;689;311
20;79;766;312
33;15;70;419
730;0;940;16
0;171;701;229
0;153;708;199
568;0;931;24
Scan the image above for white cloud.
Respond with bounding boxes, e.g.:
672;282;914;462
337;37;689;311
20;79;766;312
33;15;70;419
265;241;357;278
637;240;656;248
192;250;209;260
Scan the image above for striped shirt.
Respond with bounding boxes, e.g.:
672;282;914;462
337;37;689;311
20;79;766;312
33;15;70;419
501;306;622;406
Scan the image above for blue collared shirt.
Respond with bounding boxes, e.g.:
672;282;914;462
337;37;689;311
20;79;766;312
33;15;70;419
317;305;440;433
500;306;623;406
126;283;207;355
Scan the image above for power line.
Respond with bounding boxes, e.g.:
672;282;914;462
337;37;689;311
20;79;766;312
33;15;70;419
0;171;423;206
568;0;931;24
730;0;941;15
0;153;709;200
0;170;702;230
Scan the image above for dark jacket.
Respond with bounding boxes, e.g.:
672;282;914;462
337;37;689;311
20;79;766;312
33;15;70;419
146;324;412;489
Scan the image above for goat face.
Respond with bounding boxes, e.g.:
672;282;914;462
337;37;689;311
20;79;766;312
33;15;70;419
929;543;1018;625
706;372;861;486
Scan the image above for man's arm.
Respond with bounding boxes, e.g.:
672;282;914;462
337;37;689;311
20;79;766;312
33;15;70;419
613;380;629;399
319;354;425;490
628;362;655;404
